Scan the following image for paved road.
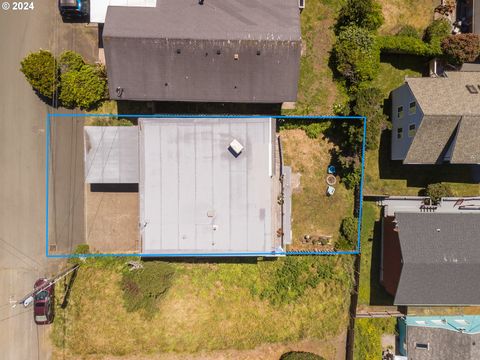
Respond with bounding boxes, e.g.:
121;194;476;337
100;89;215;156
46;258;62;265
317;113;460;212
0;1;92;358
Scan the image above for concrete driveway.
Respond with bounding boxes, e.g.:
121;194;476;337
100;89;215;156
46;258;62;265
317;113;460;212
0;1;96;358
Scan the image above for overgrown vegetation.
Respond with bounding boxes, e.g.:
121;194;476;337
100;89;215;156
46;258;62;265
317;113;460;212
353;87;386;150
121;261;175;317
354;318;396;360
20;50;59;99
335;0;384;33
280;351;326;360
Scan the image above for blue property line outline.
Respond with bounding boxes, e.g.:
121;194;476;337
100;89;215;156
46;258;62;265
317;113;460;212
45;114;366;258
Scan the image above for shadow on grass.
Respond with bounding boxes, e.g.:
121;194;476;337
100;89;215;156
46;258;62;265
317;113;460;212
378;130;480;187
60;267;78;309
141;256;277;265
379;54;429;75
368;217;393;306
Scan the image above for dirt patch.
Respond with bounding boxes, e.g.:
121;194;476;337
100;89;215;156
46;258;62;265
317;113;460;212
281;129;354;251
85;185;139;253
54;334;346;360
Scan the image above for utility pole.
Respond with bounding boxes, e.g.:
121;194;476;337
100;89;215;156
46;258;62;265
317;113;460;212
13;264;80;308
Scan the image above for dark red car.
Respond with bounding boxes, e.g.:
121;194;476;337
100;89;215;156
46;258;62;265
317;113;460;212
33;278;54;325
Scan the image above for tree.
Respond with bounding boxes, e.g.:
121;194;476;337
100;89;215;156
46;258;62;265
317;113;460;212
441;34;480;65
335;0;384;33
426;183;454;205
59;64;107;109
353;87;386;150
333;25;380;86
424;19;451;44
336;217;358;250
20;50;59;99
58;50;85;73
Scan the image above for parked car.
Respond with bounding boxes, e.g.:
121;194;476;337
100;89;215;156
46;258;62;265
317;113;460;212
33;278;54;325
59;0;89;20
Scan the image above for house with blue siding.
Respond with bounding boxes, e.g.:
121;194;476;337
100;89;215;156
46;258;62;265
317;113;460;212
390;71;480;164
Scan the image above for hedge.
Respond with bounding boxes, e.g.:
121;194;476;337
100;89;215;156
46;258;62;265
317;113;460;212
377;35;442;57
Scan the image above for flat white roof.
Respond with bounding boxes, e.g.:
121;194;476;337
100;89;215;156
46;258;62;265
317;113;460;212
139;117;275;254
90;0;156;23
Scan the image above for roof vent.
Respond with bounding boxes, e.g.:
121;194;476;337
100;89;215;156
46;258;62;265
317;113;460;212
229;139;244;157
466;84;478;94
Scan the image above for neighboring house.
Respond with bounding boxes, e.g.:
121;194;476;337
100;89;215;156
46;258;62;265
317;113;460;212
379;196;480;306
102;0;301;103
398;315;480;359
84;117;292;256
390;71;480;164
90;0;156;23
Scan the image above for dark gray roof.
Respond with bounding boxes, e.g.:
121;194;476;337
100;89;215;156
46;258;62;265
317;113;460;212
406;326;480;359
406;72;480;116
394;212;480;305
103;0;301;41
450;116;480;164
102;0;301;102
404;116;460;164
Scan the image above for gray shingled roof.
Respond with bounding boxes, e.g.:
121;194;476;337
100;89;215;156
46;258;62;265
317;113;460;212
404;116;460;164
103;0;301;41
406;326;480;359
406;72;480;116
450;116;480;164
394;212;480;305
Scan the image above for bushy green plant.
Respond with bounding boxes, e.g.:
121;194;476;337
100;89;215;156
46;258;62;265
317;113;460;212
58;50;85;73
424;19;451;44
334;26;380;85
260;257;334;305
121;261;175;317
303;122;331;139
335;0;384;33
353;87;386;150
426;183;454;204
397;25;421;39
441;34;480;65
280;351;326;360
59;64;107;109
377;35;442;57
20;50;59;99
336;217;358;250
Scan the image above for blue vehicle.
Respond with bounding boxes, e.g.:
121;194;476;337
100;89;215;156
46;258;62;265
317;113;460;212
59;0;89;19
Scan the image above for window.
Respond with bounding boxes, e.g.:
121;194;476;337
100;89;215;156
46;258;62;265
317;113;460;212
408;123;416;137
397;127;403;139
397;106;404;119
409;101;416;114
415;343;429;350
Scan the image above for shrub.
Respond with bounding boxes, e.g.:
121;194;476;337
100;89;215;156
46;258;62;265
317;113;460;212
353;87;386;150
260;257;334;305
280;351;326;360
59;64;107;109
336;217;358;250
303;122;330;139
426;183;454;204
335;0;384;33
424;19;451;44
397;25;421;39
333;26;380;85
20;50;59;99
121;261;175;317
58;50;85;73
377;35;442;57
441;34;480;65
